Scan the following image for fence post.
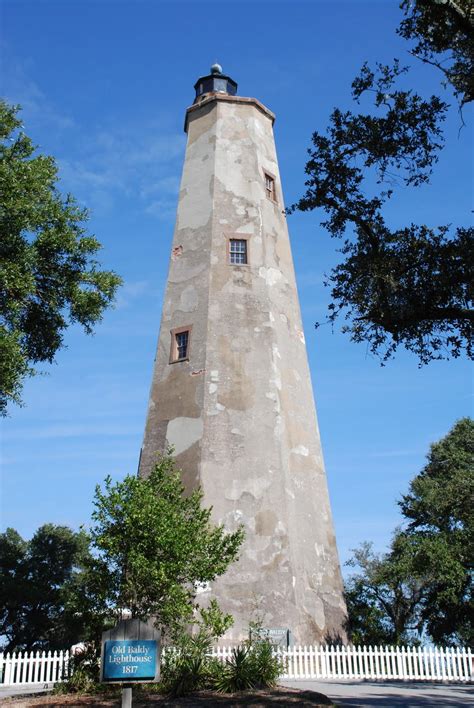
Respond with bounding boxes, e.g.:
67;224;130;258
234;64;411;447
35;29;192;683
3;653;12;686
460;647;469;682
340;645;347;679
368;645;375;679
406;646;413;679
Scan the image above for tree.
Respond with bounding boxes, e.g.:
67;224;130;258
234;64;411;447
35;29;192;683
0;100;122;415
345;418;474;645
398;0;474;105
290;5;473;364
398;416;473;643
78;453;244;641
344;541;424;645
0;524;91;651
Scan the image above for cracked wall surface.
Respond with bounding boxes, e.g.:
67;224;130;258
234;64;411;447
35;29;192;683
139;93;346;643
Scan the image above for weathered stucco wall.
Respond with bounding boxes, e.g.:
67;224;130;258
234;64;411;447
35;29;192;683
139;93;346;643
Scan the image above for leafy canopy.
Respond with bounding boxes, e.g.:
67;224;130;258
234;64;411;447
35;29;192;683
0;100;122;414
80;452;244;639
345;418;474;646
290;5;473;365
0;524;91;651
399;0;474;105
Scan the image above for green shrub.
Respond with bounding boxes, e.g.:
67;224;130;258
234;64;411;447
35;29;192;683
160;635;211;698
54;642;116;696
249;638;283;688
214;639;284;694
214;645;256;693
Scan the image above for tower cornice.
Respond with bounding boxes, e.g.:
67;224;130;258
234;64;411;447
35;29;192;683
184;93;275;133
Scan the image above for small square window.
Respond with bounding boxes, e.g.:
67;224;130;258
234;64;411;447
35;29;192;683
229;239;247;265
264;173;276;201
170;326;191;363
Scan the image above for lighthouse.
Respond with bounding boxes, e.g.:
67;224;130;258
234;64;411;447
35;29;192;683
139;64;346;643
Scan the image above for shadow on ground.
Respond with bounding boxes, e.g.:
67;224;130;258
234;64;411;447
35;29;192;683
3;687;334;707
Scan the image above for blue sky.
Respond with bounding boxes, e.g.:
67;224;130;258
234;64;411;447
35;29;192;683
1;0;472;573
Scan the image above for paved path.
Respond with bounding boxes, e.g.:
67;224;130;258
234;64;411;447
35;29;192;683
0;684;52;699
281;679;473;707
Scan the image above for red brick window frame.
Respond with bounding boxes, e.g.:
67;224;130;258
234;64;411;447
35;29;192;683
263;170;277;203
169;325;192;363
228;237;249;265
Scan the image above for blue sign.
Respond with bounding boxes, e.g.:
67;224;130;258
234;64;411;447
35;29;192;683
103;640;157;681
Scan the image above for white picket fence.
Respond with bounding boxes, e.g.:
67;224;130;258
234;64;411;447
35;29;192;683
0;649;69;687
0;644;472;687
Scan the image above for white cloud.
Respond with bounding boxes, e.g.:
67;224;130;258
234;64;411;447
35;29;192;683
2;52;76;132
3;48;185;216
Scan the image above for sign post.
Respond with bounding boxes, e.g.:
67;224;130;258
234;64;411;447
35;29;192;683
101;619;160;707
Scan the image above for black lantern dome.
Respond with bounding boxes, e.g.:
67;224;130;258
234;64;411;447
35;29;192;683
193;64;238;103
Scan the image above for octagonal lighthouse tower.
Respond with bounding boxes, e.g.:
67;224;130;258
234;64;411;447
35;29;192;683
139;65;346;643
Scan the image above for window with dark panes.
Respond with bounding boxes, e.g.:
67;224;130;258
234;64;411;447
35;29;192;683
175;330;189;359
229;239;248;265
265;174;276;201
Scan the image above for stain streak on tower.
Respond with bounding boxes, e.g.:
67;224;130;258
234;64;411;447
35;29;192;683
139;65;346;643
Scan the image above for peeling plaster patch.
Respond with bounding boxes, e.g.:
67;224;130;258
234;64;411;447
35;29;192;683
293;369;302;382
179;284;198;312
315;543;328;559
306;597;326;630
211;255;218;265
258;267;283;287
172;245;183;260
235;303;244;310
219;219;228;224
291;445;309;457
177;174;212;229
296;329;305;344
210;370;219;381
254;327;261;333
293;576;296;588
272;344;281;359
232;197;246;216
166;417;203;456
226;476;272;501
236;223;254;234
254;236;262;245
231;428;243;436
191;369;206;377
265;392;277;401
280;313;288;323
274;415;284;439
285;487;295;499
209;383;217;394
216;403;225;411
209;303;220;319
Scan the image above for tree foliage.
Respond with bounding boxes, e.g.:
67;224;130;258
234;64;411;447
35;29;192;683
291;6;473;365
0;524;91;651
345;418;474;645
399;0;474;105
79;453;244;640
0;100;122;415
345;541;425;646
398;416;474;643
